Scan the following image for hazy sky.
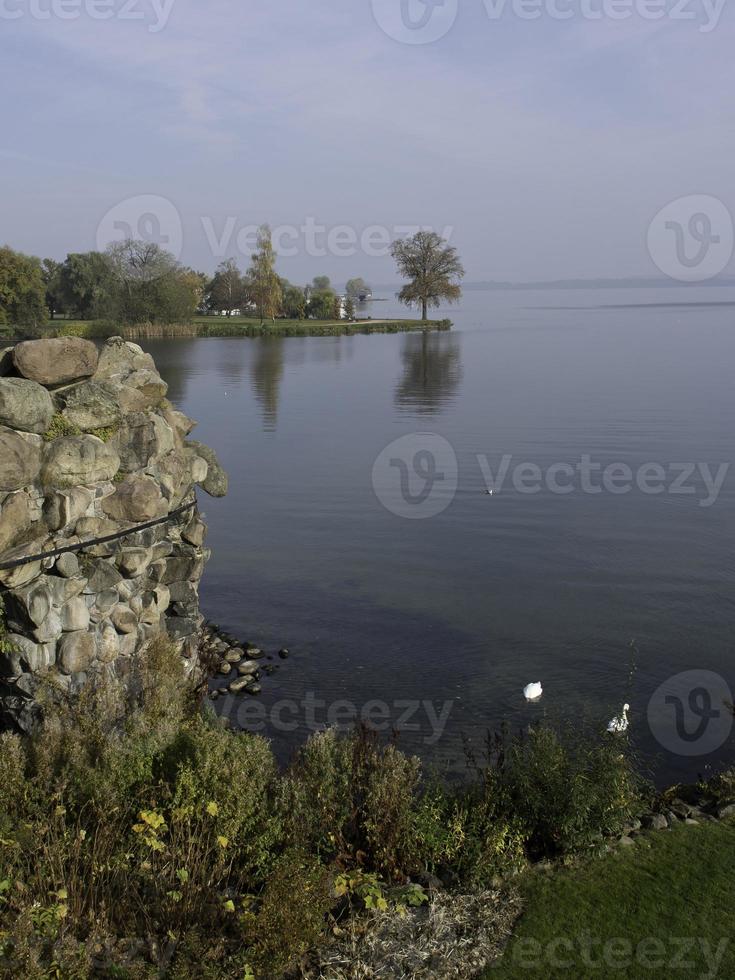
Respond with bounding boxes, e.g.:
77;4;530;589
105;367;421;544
2;0;734;284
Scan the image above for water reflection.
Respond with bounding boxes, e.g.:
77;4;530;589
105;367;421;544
394;332;463;415
249;337;285;431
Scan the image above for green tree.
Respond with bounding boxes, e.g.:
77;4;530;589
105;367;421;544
391;231;464;321
0;246;48;330
106;240;198;325
343;295;356;320
248;225;282;324
281;283;307;320
306;288;340;320
345;277;371;302
208;258;247;316
41;258;65;318
312;275;331;292
58;251;116;319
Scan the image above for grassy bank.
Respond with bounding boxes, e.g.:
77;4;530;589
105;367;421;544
2;629;733;977
488;818;735;978
0;643;647;978
3;316;451;342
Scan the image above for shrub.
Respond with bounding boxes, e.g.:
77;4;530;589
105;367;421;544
242;849;333;976
475;722;643;859
282;727;421;879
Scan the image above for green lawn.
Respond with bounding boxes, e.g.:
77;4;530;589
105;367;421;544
488;820;735;978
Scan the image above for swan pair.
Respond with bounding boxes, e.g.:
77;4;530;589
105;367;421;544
522;684;630;735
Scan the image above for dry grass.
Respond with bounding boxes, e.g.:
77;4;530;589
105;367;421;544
300;888;522;980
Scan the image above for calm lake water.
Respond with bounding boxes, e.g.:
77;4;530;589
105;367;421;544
143;286;735;785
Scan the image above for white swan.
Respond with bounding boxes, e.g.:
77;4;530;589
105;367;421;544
607;703;630;734
523;682;543;701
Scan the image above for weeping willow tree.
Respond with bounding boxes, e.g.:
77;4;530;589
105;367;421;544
391;231;464;322
247;225;282;324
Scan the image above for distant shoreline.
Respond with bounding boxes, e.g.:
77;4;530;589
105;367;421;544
3;317;452;343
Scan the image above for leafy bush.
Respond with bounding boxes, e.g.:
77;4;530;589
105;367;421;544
55;319;119;339
242;849;333;976
473;722;643;859
0;634;649;977
282;727;421;879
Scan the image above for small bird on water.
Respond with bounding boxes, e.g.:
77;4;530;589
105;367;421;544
486;489;495;496
607;703;630;734
524;682;543;701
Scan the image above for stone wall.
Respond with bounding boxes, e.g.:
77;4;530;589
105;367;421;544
0;336;227;732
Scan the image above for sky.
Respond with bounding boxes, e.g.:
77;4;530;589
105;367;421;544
1;0;734;284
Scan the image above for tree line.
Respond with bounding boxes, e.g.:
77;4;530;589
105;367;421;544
0;225;463;330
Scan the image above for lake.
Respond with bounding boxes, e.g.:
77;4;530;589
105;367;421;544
143;285;735;786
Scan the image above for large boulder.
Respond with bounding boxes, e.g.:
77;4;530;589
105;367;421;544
61;381;123;431
0;491;36;553
185;440;228;497
14;338;98;387
94;337;155;380
0;348;15;376
0;428;43;491
41;436;120;489
58;631;96;675
43;486;94;532
0;378;54;434
102;475;167;523
60;597;90;632
125;370;168;408
4;634;55;674
112;413;175;472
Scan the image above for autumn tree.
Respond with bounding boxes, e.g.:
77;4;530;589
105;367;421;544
390;231;464;321
248;225;282;324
